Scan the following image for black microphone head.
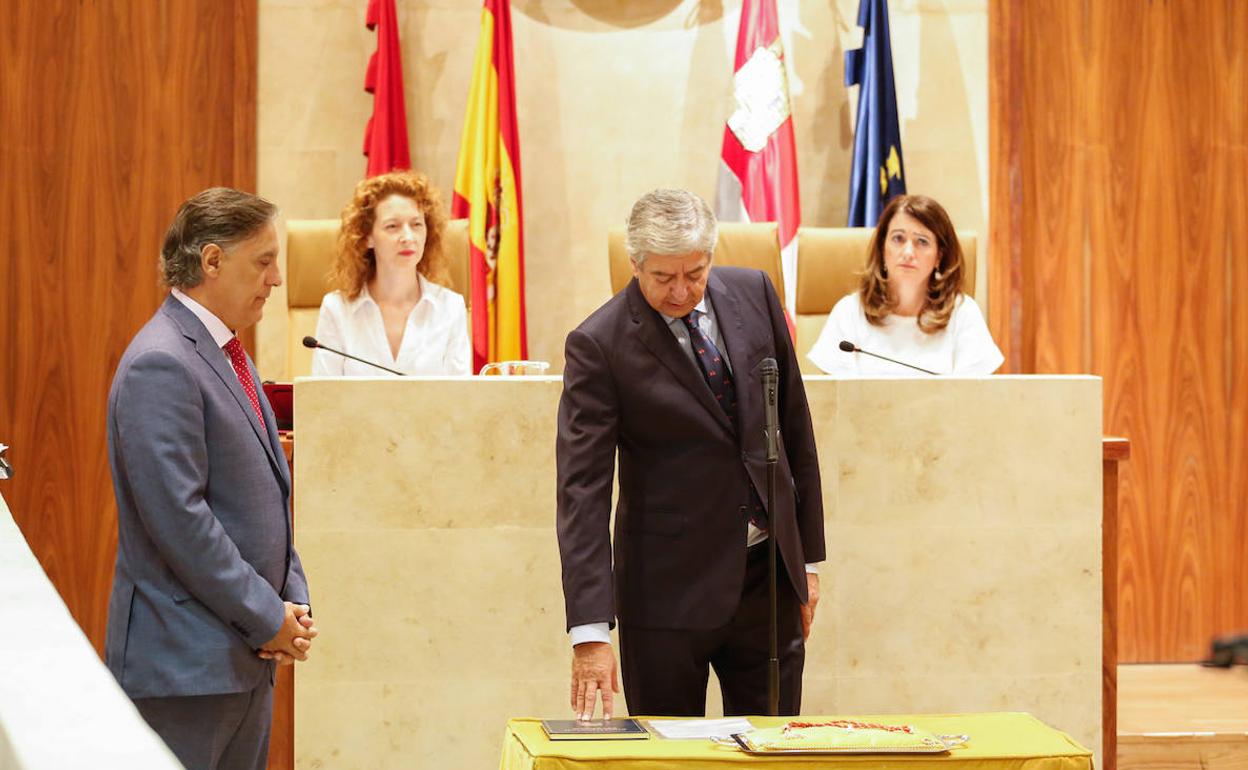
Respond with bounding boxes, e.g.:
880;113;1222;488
302;336;318;349
838;340;856;353
760;357;778;376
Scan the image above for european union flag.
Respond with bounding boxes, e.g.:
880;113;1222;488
845;0;906;227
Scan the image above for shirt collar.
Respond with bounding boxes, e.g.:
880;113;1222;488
348;275;434;315
660;296;710;325
171;288;235;349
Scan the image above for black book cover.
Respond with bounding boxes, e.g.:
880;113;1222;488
541;719;650;741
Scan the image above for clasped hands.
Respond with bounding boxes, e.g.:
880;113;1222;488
257;602;318;666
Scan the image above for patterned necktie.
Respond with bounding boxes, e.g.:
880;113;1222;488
682;309;737;424
681;310;767;529
223;337;266;427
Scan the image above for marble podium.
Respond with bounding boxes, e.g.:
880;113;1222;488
292;375;1102;770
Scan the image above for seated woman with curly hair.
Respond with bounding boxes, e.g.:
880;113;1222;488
806;194;1003;376
312;171;471;376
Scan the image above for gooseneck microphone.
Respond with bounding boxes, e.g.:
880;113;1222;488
760;358;780;463
838;339;939;375
302;336;406;376
758;356;781;717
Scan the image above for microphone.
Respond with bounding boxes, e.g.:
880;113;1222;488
758;356;781;716
302;336;406;376
838;340;939;375
760;357;779;463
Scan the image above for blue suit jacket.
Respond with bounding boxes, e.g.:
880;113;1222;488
105;295;309;698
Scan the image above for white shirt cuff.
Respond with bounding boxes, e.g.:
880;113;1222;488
805;563;819;574
569;623;612;646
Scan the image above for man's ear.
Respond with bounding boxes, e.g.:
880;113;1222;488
630;258;641;279
201;243;223;278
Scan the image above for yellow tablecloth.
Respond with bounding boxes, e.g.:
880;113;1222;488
499;713;1092;770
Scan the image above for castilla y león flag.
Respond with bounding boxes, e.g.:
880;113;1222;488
362;0;411;176
715;0;801;314
452;0;526;373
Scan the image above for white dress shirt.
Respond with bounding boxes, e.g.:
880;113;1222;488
311;276;471;376
171;289;234;349
570;295;814;648
807;293;1004;376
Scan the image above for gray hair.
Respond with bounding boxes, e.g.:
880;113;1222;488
160;187;278;289
625;189;718;265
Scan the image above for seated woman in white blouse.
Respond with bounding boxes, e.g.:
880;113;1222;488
807;194;1003;376
313;171;471;376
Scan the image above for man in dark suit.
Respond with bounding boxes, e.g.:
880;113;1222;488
557;189;824;719
106;188;316;769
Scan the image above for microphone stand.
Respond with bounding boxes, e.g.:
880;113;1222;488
764;385;780;716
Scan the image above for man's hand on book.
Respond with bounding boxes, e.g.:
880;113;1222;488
571;641;619;721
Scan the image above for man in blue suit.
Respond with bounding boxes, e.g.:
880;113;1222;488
106;187;315;770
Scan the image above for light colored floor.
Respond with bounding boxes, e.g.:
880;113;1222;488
1119;663;1248;770
1119;663;1248;735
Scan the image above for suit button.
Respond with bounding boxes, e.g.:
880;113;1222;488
739;506;748;517
741;451;748;462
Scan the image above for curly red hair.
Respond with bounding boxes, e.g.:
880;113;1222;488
330;171;450;299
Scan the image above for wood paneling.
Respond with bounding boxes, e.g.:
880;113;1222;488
1104;438;1129;770
987;0;1023;370
0;0;256;650
990;1;1248;661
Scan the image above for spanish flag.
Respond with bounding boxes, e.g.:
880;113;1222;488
452;0;527;373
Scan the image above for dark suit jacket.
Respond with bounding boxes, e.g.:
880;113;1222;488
105;295;309;698
557;266;824;632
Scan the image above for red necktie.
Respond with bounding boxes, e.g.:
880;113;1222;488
223;337;266;427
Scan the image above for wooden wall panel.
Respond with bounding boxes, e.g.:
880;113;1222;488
987;0;1023;369
990;0;1248;662
0;0;256;653
1229;3;1248;643
1021;1;1090;375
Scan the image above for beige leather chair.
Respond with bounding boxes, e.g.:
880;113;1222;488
607;222;787;308
281;218;470;378
794;228;977;374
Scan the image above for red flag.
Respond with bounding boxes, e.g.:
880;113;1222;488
715;1;801;320
363;0;411;175
452;0;527;373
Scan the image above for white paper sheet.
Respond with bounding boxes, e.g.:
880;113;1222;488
645;717;755;739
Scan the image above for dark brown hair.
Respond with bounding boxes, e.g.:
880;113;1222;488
331;171;450;299
160;188;278;289
859;194;965;333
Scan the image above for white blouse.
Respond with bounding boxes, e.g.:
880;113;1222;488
311;276;472;376
807;293;1004;376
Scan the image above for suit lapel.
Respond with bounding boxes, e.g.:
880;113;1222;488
163;297;284;478
627;280;735;434
706;271;758;423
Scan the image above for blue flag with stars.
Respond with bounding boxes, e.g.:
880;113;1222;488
845;0;905;227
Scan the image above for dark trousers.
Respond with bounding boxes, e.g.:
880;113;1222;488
619;542;805;716
134;678;274;770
